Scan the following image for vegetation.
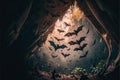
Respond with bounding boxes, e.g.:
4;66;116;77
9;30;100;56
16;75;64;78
90;60;106;74
71;67;86;74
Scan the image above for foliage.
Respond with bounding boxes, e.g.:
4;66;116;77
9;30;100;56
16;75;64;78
71;67;86;74
90;60;105;74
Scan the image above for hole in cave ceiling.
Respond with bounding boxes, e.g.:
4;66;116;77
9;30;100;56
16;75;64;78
26;1;118;74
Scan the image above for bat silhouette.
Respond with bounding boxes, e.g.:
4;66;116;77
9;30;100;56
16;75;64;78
74;43;88;51
54;37;65;41
64;25;84;37
92;39;96;46
57;29;65;33
64;22;71;26
79;51;88;58
61;53;70;58
49;41;67;51
51;54;58;58
68;36;86;45
48;47;53;51
86;29;89;34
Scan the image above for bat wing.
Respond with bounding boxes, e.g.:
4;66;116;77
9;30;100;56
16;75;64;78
68;41;77;45
74;47;80;51
75;25;84;35
58;44;67;49
54;37;65;41
80;51;88;58
81;43;87;50
64;32;75;37
78;37;86;44
65;54;70;57
54;37;59;41
86;29;89;34
57;29;65;33
49;41;57;50
64;22;71;26
78;25;84;31
48;47;53;51
61;53;70;58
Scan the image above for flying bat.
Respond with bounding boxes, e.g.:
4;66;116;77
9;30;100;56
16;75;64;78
86;29;89;34
48;47;53;51
68;36;86;45
57;29;65;33
54;37;65;41
64;22;71;26
79;50;88;58
64;25;84;37
51;54;58;58
74;43;88;51
49;41;67;51
61;53;70;58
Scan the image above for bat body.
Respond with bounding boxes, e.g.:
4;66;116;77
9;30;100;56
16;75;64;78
64;25;84;37
54;37;65;41
79;51;88;58
64;22;71;26
86;29;89;34
49;41;67;51
61;53;70;58
68;36;86;45
64;32;76;37
74;43;88;51
57;29;65;33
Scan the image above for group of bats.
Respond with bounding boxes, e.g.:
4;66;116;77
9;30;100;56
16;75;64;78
48;23;93;58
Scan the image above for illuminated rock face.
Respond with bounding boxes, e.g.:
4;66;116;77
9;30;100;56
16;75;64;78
27;2;109;73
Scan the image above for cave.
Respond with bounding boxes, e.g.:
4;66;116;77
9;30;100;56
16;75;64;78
1;0;119;80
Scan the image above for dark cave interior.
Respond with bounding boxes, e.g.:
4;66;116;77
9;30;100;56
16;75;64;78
1;0;120;80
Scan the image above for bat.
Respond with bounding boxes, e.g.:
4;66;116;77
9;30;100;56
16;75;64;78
48;47;53;51
57;29;65;33
64;25;84;37
64;22;71;26
54;37;65;41
92;39;96;46
79;51;88;58
51;54;58;58
86;29;89;34
68;36;86;45
61;53;70;58
74;43;88;51
49;41;67;51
